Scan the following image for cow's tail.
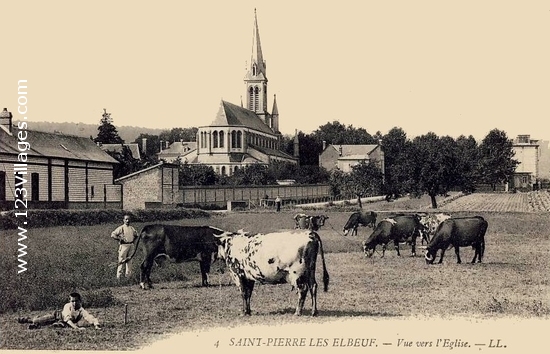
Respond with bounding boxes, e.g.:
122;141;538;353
118;227;144;265
314;232;329;292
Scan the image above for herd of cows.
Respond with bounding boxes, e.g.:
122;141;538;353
117;210;488;316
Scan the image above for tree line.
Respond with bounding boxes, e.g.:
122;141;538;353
94;111;519;208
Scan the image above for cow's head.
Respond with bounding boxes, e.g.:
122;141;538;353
425;249;436;264
214;231;235;260
362;240;375;257
317;215;329;226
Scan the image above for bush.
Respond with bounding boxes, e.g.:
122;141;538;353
0;208;210;230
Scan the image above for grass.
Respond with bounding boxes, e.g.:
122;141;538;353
0;207;549;350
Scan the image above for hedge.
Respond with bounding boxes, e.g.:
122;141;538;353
0;208;211;230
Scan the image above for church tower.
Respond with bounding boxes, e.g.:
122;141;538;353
244;9;269;124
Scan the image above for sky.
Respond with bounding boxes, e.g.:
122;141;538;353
2;1;550;142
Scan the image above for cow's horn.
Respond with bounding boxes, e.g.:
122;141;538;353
425;251;433;261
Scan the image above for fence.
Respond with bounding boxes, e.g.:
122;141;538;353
180;184;333;207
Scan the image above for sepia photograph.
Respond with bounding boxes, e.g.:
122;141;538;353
1;1;549;353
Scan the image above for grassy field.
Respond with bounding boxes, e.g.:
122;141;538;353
1;194;549;350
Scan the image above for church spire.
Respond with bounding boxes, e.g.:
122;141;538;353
245;9;268;121
251;8;266;77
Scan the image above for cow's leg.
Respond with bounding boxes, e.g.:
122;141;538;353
477;241;485;263
140;254;156;289
411;238;416;257
379;244;385;258
295;278;308;316
309;276;319;317
454;246;462;264
394;240;401;257
438;249;445;264
199;258;210;287
240;278;254;316
471;245;479;264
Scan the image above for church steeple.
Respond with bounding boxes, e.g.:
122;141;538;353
245;9;268;122
272;94;279;133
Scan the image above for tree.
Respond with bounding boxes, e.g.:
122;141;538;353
381;127;413;199
179;162;218;186
94;109;124;144
348;161;384;207
478;129;519;191
409;133;459;208
159;127;198;144
455;135;480;193
106;145;141;179
134;133;160;167
312;121;377;145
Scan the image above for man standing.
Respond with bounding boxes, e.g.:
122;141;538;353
111;214;138;280
275;196;282;212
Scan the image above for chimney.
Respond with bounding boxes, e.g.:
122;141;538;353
0;108;13;134
339;145;343;156
142;138;147;154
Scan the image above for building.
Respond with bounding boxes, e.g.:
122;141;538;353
319;143;384;173
100;143;141;160
157;141;196;164
538;140;550;182
179;10;297;175
115;162;179;210
511;134;540;190
0;108;121;210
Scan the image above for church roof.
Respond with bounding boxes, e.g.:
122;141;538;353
210;100;274;135
251;144;298;161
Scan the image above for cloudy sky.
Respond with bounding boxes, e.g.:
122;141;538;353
2;1;549;142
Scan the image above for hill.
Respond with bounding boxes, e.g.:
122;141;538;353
14;121;166;143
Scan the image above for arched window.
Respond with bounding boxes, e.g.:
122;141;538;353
212;131;218;148
231;131;237;148
252;64;256;76
219;131;224;148
234;166;239;173
237;131;242;148
248;87;254;110
254;86;259;111
221;166;226;176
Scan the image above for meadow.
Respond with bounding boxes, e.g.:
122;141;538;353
0;193;549;350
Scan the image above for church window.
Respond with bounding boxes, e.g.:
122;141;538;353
219;131;224;148
252;64;257;76
213;131;219;148
254;86;259;111
221;166;226;176
231;131;237;148
237;131;242;148
248;87;254;110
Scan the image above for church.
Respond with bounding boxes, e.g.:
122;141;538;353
159;10;298;175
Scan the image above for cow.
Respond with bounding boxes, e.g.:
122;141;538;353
342;211;377;236
118;225;226;289
294;213;329;231
215;229;329;316
362;214;423;257
418;212;452;244
425;216;488;264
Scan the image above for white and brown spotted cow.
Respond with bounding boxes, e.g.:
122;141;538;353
293;213;329;231
216;229;329;316
418;213;452;244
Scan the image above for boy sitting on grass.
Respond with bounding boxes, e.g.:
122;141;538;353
17;292;101;330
